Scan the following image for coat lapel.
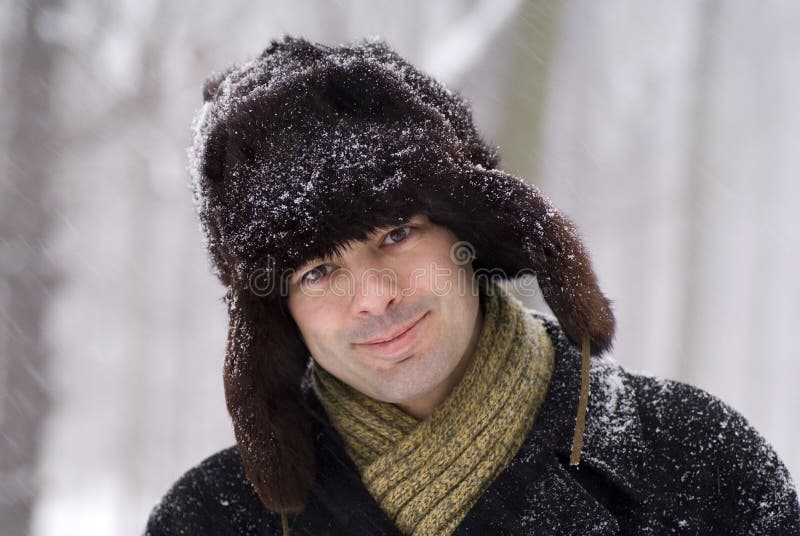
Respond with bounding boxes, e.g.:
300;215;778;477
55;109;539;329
452;448;621;535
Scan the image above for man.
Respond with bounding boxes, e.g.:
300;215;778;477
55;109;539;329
146;36;799;535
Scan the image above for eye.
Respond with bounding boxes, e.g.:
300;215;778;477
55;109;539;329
299;264;335;286
383;225;413;245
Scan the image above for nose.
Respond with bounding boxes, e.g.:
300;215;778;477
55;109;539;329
350;262;402;317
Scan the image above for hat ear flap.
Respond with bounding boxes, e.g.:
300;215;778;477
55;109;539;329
223;286;315;513
457;167;616;356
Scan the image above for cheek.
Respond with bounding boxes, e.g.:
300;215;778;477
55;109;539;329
403;250;453;291
288;297;341;348
425;253;469;294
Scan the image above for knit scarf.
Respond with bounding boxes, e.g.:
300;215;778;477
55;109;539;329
310;280;555;535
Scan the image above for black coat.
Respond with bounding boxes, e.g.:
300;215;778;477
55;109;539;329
145;315;800;535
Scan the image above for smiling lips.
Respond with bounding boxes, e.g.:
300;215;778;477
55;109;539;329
359;313;427;344
355;312;428;360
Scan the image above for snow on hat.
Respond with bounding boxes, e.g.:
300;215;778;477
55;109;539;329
188;35;616;514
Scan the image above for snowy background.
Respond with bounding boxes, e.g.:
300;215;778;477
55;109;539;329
1;0;798;534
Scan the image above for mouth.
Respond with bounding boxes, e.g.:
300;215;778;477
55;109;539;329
354;312;429;361
359;312;427;345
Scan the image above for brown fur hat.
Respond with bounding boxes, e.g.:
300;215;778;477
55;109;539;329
189;35;615;514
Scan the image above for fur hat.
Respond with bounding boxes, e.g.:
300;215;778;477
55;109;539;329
189;35;615;514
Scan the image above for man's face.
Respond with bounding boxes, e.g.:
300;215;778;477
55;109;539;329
286;214;482;408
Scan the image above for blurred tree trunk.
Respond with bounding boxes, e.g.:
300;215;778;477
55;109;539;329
0;0;60;534
495;0;560;185
492;0;560;313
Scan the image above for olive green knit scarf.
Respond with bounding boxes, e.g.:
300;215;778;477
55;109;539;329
310;281;555;535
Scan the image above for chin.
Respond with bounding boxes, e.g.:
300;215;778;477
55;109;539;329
369;362;444;404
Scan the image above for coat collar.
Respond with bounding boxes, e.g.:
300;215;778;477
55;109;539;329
292;313;651;535
451;314;653;534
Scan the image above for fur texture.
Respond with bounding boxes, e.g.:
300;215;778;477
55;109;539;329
189;35;616;513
